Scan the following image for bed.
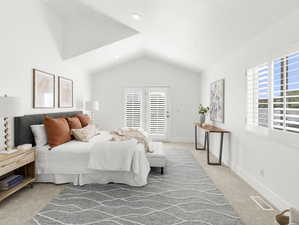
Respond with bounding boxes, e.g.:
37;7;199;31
14;111;154;186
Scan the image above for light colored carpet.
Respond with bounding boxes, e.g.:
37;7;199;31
26;147;244;225
0;143;278;225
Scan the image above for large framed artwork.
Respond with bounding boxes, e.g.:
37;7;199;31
58;76;73;108
210;79;225;123
33;69;55;108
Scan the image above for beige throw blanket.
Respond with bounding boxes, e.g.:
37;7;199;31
111;128;153;153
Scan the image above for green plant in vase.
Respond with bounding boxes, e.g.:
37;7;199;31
198;104;209;125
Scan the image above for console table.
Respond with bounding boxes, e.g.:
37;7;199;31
194;123;230;166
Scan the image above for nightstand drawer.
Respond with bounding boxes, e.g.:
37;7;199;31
0;151;34;177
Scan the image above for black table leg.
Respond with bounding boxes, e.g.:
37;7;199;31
195;126;206;150
207;132;224;166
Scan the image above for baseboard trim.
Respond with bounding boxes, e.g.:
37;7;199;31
208;151;290;211
234;165;290;211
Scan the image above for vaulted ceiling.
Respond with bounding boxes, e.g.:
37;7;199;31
43;0;299;74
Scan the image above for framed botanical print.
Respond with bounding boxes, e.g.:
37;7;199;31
33;69;55;108
58;76;73;108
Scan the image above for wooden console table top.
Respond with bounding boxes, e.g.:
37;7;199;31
193;123;230;133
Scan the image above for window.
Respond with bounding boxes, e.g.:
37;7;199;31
247;64;270;128
247;51;299;134
124;87;168;137
124;88;143;129
273;52;299;133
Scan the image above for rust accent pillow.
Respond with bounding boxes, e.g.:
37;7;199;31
66;117;82;129
76;114;91;127
44;116;71;148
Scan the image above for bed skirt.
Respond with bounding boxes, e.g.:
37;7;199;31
36;171;149;187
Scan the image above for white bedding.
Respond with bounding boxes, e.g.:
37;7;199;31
88;139;137;172
36;131;150;186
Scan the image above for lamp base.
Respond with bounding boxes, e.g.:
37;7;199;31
0;149;18;154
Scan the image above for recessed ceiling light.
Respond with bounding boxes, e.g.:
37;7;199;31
115;56;120;59
131;13;142;20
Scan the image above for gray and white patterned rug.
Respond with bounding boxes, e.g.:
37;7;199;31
27;148;244;225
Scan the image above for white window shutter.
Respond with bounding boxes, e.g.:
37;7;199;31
147;89;167;135
246;64;270;128
255;64;270;127
273;52;299;133
246;69;255;126
124;88;143;128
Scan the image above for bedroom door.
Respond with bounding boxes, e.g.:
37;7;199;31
146;87;170;141
124;87;170;141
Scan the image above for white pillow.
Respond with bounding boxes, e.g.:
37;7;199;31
30;124;48;147
72;124;97;142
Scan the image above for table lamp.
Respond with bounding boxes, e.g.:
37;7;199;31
0;95;23;154
85;100;99;122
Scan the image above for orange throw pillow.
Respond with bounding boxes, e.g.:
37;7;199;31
66;117;82;129
76;114;91;127
44;116;71;148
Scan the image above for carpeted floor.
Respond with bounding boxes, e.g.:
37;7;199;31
27;148;244;225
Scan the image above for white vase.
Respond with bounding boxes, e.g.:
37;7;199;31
199;114;206;125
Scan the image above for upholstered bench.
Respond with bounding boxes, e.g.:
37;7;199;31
146;142;167;174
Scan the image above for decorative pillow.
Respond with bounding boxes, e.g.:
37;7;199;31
66;117;82;129
44;116;71;148
76;114;91;127
30;124;47;147
72;124;97;142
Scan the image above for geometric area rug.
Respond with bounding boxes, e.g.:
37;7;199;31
27;148;244;225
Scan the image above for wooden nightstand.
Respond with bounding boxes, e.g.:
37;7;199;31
0;148;35;202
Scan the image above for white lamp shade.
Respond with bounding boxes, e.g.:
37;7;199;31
85;101;99;111
0;96;23;117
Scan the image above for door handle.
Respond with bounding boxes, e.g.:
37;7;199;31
166;111;170;118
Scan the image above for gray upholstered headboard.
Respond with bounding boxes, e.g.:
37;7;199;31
14;111;83;146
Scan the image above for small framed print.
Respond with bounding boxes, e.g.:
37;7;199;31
33;69;55;109
58;76;73;108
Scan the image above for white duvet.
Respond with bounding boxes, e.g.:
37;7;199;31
36;131;150;186
88;139;137;172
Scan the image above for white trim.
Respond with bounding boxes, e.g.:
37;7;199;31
245;125;299;148
245;125;269;136
234;165;290;211
209;149;290;211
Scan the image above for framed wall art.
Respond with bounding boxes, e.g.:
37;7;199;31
58;76;73;108
33;69;55;108
210;79;225;123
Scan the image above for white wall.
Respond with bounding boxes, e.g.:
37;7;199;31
200;9;299;210
91;56;201;142
0;0;91;146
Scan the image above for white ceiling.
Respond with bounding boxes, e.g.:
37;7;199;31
44;0;299;74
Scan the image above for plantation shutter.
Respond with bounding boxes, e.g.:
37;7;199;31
124;88;143;128
256;64;270;127
273;52;299;133
247;69;255;126
147;88;167;135
247;64;270;127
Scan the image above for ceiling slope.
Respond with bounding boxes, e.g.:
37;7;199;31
43;0;299;74
44;0;139;59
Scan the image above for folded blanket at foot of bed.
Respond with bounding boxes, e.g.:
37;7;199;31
88;139;150;186
111;127;153;153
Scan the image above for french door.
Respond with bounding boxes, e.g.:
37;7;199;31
124;87;170;140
